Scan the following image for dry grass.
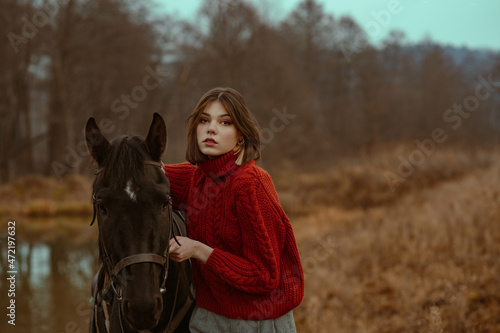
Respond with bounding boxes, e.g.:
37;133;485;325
0;173;93;218
275;145;492;216
2;146;500;331
281;147;500;332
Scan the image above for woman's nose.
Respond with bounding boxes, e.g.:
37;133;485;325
207;121;217;133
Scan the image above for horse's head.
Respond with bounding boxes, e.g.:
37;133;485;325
86;113;171;330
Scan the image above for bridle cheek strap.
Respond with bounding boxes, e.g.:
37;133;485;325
90;160;173;302
90;195;98;226
111;197;173;294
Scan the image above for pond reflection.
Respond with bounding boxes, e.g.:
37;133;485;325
1;219;98;333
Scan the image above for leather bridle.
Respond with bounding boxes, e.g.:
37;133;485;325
90;160;189;333
91;161;175;298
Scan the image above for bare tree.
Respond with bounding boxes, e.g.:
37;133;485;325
0;0;40;181
1;0;498;183
45;0;160;178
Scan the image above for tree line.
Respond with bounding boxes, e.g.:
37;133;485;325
1;0;499;183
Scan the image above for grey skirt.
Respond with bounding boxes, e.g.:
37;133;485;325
189;306;297;333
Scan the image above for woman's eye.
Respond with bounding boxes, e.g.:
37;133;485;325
221;120;232;125
200;118;208;124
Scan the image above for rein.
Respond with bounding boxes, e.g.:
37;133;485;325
90;161;191;333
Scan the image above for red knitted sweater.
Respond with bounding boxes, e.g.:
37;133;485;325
164;152;304;320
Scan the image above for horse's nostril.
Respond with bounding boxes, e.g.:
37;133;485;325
124;296;162;316
123;300;132;313
155;294;162;311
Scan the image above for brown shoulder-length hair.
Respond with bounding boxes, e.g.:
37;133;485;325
186;87;261;165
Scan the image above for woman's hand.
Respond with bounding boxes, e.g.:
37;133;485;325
169;236;214;264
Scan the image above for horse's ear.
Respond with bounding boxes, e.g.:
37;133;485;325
146;113;167;161
85;117;110;165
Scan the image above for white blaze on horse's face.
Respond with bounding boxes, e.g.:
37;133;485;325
125;180;137;202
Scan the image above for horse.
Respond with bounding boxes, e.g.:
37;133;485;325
85;113;194;333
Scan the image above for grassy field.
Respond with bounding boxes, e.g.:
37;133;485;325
279;147;500;332
2;146;500;332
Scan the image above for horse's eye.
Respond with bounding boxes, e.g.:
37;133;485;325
98;204;108;215
162;196;171;211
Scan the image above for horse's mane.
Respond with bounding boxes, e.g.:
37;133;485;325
99;135;150;190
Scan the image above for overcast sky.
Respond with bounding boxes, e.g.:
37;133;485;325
153;0;500;50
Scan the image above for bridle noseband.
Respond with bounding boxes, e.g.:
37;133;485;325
90;160;193;333
90;161;178;299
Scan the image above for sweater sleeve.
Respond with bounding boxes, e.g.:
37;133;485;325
164;162;196;210
205;169;286;295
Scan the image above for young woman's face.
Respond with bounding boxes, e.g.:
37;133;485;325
197;101;241;158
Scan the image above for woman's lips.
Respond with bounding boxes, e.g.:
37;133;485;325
203;138;217;146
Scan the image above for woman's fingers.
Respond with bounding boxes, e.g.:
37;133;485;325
169;236;188;262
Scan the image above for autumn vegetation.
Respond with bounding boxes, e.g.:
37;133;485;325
280;147;500;332
2;0;500;331
2;0;500;181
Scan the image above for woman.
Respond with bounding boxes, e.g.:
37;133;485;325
165;87;304;332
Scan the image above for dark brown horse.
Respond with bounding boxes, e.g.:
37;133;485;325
86;113;194;333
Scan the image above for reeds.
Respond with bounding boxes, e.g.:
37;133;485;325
282;146;500;332
0;174;92;218
1;146;499;331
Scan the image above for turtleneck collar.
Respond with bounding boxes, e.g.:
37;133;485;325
198;151;239;179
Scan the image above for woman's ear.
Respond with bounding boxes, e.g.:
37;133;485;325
237;131;244;143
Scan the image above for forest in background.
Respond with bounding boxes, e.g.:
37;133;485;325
1;0;500;185
3;1;500;331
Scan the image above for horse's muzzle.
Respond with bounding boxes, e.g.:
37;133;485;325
122;294;162;330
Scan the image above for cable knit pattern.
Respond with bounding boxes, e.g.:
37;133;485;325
164;152;304;320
